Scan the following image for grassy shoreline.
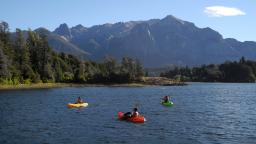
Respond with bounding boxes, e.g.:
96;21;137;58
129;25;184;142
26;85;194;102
0;83;146;90
0;77;187;90
0;83;70;90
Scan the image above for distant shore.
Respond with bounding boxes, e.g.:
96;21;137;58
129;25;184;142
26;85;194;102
0;77;187;90
0;83;69;90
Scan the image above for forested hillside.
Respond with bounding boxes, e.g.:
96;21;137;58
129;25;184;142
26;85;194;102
0;22;144;85
160;57;256;83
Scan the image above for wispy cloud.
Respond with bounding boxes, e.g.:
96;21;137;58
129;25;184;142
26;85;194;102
204;6;245;17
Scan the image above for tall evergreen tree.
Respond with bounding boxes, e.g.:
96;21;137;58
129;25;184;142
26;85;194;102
0;21;10;45
0;22;13;60
39;35;53;82
14;29;25;73
75;61;86;82
104;57;118;75
0;41;9;79
135;59;144;79
27;29;40;72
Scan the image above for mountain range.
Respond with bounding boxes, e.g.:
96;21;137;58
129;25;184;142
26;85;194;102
34;15;256;67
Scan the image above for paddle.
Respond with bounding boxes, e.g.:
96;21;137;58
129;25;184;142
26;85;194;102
134;103;140;109
161;95;171;103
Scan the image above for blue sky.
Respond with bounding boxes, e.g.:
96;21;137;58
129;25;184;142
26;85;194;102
1;0;255;41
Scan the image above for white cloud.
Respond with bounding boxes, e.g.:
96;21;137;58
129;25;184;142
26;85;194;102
204;6;245;17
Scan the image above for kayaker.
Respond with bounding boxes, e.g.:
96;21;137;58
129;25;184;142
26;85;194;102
76;96;84;104
162;96;170;103
123;107;140;119
131;108;139;117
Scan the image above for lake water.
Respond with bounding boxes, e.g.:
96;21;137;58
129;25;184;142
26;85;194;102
0;83;256;144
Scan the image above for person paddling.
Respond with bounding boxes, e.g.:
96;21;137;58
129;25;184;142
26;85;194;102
76;96;84;104
131;107;139;117
123;107;140;120
162;95;170;103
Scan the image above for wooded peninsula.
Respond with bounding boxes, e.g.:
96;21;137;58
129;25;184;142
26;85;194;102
161;57;256;83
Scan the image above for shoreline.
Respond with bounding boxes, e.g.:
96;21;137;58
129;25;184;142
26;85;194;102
0;82;187;90
0;83;70;90
0;77;187;90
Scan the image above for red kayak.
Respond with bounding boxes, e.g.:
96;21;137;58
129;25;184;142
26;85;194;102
118;112;146;123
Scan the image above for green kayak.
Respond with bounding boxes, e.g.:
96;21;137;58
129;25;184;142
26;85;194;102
161;101;174;106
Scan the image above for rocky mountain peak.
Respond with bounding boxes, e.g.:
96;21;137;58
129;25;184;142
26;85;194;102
162;15;185;25
53;23;72;39
73;24;86;30
38;15;256;67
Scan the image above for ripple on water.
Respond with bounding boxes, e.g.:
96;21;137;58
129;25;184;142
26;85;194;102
0;83;256;144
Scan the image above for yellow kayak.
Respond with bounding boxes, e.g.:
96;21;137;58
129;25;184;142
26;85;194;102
67;103;88;108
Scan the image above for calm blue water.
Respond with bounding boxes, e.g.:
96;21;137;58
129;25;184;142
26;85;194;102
0;83;256;144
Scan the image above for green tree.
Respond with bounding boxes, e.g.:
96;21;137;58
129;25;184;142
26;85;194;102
14;28;34;82
27;29;40;73
53;57;63;82
0;21;13;82
104;57;118;75
39;35;53;82
75;62;86;82
135;59;144;79
0;41;9;79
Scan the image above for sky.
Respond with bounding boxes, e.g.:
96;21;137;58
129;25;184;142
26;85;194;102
0;0;255;42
